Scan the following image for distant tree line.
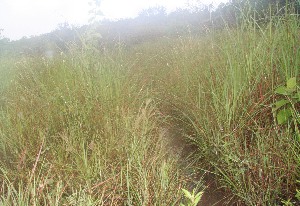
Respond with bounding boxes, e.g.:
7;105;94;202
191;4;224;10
0;0;299;57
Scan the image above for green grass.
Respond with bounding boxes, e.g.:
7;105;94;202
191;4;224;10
151;11;300;205
0;48;192;205
0;8;300;206
0;56;16;95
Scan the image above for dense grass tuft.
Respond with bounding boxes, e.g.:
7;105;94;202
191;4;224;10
0;47;192;205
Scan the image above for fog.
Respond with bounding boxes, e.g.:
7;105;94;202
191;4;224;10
0;0;227;40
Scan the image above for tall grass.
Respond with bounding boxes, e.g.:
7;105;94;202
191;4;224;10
0;57;16;94
134;8;300;205
1;5;300;206
0;46;192;205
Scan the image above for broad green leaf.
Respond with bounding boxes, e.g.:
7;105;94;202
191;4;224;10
195;191;204;198
293;93;300;101
296;189;300;200
194;192;204;204
286;87;296;93
273;99;290;111
287;77;297;89
275;86;288;95
277;108;292;124
182;188;193;200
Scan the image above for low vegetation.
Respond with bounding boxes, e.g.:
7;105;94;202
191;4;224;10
0;2;300;205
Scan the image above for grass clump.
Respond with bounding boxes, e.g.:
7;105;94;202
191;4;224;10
0;47;189;205
143;10;300;205
124;6;300;204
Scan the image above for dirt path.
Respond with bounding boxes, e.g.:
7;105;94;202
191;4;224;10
163;126;234;206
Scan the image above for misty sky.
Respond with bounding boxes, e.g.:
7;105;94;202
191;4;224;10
0;0;227;40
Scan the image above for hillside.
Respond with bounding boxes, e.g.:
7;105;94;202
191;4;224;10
0;1;300;205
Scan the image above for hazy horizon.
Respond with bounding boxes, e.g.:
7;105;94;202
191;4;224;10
0;0;227;41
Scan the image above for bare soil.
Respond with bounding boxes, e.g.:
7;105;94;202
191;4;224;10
163;126;236;206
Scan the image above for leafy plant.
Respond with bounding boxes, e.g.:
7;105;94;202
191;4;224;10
272;77;300;136
180;188;203;206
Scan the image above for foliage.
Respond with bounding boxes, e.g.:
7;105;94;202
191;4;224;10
272;77;300;140
180;188;203;206
0;45;189;205
1;1;300;205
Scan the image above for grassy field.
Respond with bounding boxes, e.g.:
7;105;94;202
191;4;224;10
0;8;300;206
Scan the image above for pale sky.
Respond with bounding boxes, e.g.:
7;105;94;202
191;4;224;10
0;0;227;40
